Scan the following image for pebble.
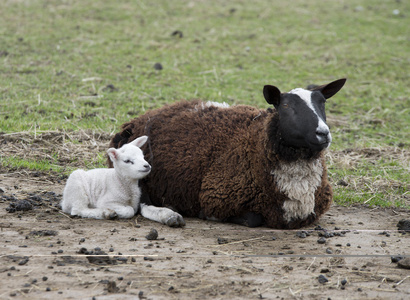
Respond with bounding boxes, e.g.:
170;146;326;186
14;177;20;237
391;256;404;263
153;63;163;70
397;258;410;269
318;274;329;284
296;231;306;238
145;228;158;240
217;237;228;244
317;237;326;244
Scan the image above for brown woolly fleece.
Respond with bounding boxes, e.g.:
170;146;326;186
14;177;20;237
109;100;332;229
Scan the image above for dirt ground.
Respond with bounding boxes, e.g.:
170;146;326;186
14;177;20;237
1;131;409;299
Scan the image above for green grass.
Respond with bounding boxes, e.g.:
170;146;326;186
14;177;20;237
0;0;409;208
1;156;66;174
329;155;410;208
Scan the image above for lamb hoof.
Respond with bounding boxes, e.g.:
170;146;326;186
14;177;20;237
165;214;185;227
103;210;118;220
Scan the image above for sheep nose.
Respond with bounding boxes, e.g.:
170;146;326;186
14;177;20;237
143;164;151;172
316;129;331;144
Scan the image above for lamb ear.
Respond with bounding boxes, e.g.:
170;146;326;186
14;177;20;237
263;85;281;108
312;78;347;99
130;135;148;148
107;148;118;162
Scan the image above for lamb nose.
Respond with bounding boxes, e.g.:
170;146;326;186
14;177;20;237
144;164;151;171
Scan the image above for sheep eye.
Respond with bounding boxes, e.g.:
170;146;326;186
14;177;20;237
124;159;134;164
282;103;289;108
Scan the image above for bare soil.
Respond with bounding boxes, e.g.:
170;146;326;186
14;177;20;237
0;132;409;299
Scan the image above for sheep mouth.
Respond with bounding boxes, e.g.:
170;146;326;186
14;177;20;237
308;141;330;151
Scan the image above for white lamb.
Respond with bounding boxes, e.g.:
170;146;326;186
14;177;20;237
61;136;185;227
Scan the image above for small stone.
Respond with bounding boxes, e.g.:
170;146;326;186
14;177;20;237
217;237;228;244
153;63;163;70
317;237;326;244
318;274;329;284
341;279;347;286
391;256;404;263
145;228;158;240
326;248;333;254
296;231;306;238
337;179;348;186
18;258;29;265
397;257;410;269
171;30;183;38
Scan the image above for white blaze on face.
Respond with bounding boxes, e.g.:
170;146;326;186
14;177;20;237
289;88;332;145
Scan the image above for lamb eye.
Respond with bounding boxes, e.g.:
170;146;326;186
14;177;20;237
124;159;134;164
282;103;289;108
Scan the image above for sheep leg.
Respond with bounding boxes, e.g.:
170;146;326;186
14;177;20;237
104;204;136;219
71;207;118;220
226;212;264;227
62;170;118;220
139;203;185;227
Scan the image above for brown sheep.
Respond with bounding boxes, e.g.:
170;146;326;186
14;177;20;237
109;79;346;228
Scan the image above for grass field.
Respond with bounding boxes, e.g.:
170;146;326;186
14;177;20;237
1;0;409;208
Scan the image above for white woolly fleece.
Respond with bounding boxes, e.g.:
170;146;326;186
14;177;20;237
271;158;323;222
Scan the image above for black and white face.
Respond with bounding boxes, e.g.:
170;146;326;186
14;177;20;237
263;78;346;152
278;88;331;151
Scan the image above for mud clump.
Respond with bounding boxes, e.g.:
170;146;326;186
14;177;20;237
77;247;117;265
397;219;410;232
28;230;58;237
6;200;32;212
106;281;120;293
3;192;62;213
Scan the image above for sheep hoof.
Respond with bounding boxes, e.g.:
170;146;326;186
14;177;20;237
165;214;186;227
103;209;118;220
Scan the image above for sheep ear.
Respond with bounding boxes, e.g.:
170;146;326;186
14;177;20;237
312;78;347;99
130;135;148;148
263;85;281;108
107;148;118;162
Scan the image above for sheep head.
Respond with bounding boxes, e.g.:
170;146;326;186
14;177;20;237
107;135;151;180
263;78;346;152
